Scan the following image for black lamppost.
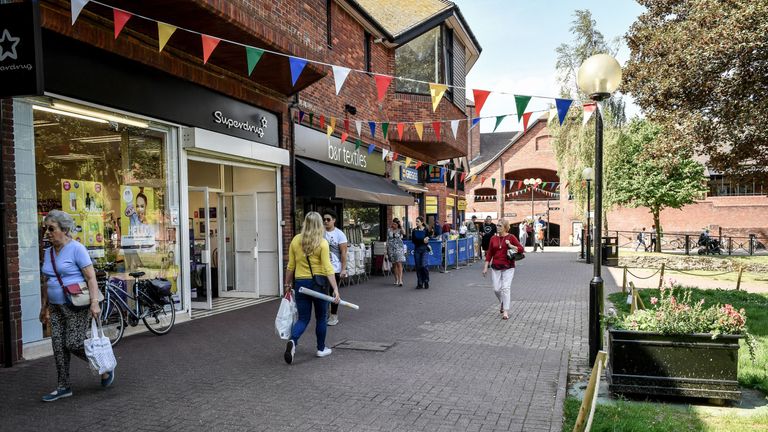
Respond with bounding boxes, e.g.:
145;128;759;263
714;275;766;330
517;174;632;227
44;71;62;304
578;54;622;364
582;167;593;262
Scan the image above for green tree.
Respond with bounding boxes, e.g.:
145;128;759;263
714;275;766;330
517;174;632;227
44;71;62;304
608;119;708;251
623;0;768;180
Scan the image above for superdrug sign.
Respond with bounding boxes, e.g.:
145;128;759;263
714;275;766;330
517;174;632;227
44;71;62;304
0;1;44;98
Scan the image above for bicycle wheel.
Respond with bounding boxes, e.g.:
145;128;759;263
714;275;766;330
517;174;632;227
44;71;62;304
142;296;175;335
100;297;125;346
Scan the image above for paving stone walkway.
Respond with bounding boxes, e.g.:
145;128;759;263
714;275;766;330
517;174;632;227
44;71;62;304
0;248;600;432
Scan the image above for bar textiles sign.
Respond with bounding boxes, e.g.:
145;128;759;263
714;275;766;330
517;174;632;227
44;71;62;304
0;1;43;97
294;125;384;175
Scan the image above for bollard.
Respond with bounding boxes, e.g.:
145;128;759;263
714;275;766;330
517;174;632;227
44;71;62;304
685;235;690;255
736;266;744;291
622;267;628;294
630;282;639;313
658;263;666;289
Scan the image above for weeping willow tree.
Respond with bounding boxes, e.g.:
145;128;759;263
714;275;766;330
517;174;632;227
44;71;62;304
549;10;626;228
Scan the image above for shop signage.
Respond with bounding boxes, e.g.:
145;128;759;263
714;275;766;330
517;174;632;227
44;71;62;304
426;165;445;183
425;196;438;214
399;166;419;184
212;110;269;139
0;1;44;98
458;199;467;211
294;124;384;175
446;197;455;207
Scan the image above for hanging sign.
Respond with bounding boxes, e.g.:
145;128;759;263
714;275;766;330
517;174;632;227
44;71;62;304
0;1;44;97
458;199;467;211
425;196;438;214
446;197;455;207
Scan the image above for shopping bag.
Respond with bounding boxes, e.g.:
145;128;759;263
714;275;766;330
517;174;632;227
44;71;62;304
382;255;392;272
275;290;297;340
84;319;117;375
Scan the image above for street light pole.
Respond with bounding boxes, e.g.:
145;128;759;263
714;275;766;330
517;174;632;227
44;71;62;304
586;178;592;263
578;54;622;365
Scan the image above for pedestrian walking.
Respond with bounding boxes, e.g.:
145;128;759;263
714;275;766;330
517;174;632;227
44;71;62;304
518;221;528;252
39;210;113;402
322;210;347;326
480;216;497;259
412;216;431;289
533;217;546;252
387;218;406;286
482;219;524;320
648;225;657;252
466;215;479;234
283;212;341;364
635;227;647;251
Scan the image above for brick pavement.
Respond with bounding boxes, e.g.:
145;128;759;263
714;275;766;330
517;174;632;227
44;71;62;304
0;248;596;432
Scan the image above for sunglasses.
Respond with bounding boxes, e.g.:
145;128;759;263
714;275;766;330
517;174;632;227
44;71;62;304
323;218;333;222
45;225;58;232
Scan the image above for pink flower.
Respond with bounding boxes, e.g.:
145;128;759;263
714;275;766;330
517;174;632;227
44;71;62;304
650;297;658;305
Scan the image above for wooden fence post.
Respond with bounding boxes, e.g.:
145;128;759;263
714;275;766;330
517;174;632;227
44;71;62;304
736;266;744;291
622;267;627;294
658;263;666;289
572;351;608;432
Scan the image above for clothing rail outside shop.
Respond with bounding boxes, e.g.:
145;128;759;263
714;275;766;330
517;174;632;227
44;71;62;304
610;230;768;256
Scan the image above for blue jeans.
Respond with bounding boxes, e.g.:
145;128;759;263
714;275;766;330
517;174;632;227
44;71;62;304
413;247;430;285
290;279;329;351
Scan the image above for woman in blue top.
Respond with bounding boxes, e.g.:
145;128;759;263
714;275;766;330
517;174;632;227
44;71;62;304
39;210;113;402
411;216;431;289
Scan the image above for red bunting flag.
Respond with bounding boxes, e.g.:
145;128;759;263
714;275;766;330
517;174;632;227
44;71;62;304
517;180;523;189
341;132;348;143
319;115;325;129
472;89;491;117
522;112;533;132
344;118;350;133
201;35;221;64
415;160;423;169
397;122;405;140
113;10;132;39
481;176;487;185
460;172;467;183
391;152;398;161
374;75;393;102
432;122;441;141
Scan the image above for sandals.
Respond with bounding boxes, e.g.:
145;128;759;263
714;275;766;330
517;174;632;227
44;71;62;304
502;313;509;320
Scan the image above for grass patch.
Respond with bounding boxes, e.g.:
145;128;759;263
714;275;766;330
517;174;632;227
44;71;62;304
608;288;768;394
562;397;768;431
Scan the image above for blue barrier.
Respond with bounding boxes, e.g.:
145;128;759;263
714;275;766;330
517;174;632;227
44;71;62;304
446;240;457;266
458;238;468;263
404;240;443;269
467;236;475;260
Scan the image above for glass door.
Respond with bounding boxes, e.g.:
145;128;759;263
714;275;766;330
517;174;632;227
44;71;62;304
189;187;213;310
221;192;259;297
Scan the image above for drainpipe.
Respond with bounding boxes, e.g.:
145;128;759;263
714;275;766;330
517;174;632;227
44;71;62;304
1;99;12;367
288;94;299;236
499;158;504;219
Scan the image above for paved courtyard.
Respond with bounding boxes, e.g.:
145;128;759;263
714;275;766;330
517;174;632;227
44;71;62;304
0;248;604;432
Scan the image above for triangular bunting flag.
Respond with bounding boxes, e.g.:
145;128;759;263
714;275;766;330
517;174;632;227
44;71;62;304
517;180;523;188
555;99;574;125
514;95;532;122
522;112;533;132
381;123;389;140
368;121;376;138
414;122;424;140
308;113;314;125
501;180;506;188
471;117;481;129
542;182;548;188
583;103;597;125
432;122;441;141
332;66;351;95
481;176;487;185
397;123;405;140
392;152;399;162
298;111;305;124
429;83;448;111
201;35;221;64
382;149;389;160
326;125;333;137
344;118;350;133
355;139;361;150
493;115;506;132
246;47;264;76
319;115;325;129
289;57;307;87
460;173;467;183
330;117;336;130
415;160;423;169
157;23;177;52
374;75;393;102
440;168;446;178
548;108;558;124
450;120;460;140
355;120;362;136
368;144;375;154
71;0;89;25
491;178;496;187
341;132;348;143
404;157;411;166
113;10;132;39
472;89;491;116
450;170;456;181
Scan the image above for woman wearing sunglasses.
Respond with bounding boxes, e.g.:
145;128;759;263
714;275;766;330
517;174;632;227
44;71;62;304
482;219;524;320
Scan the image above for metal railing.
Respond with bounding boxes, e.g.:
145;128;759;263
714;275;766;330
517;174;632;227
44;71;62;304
609;230;768;256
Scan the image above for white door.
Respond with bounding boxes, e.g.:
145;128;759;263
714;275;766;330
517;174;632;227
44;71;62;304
189;187;213;310
221;193;259;297
257;192;280;297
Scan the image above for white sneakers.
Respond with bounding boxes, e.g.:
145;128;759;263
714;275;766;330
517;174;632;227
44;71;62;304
327;314;339;326
316;348;332;358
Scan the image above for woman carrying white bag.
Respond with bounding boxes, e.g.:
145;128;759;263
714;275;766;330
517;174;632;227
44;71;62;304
275;290;297;340
85;319;117;376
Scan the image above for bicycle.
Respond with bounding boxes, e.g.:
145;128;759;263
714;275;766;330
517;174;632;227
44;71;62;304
99;270;176;346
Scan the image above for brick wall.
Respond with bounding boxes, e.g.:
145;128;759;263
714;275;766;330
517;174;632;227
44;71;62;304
467;103;480;161
0;98;21;366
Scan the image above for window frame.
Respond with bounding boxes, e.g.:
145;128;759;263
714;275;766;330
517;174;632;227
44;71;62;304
364;31;372;72
326;0;333;48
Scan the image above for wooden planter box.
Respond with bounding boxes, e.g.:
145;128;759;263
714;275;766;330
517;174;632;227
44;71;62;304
608;329;742;401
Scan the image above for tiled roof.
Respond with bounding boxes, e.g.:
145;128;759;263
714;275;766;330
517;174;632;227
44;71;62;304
469;116;546;176
353;0;453;38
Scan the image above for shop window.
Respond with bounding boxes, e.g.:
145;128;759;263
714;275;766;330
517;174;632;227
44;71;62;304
395;27;444;94
343;201;382;244
708;176;764;196
33;101;179;284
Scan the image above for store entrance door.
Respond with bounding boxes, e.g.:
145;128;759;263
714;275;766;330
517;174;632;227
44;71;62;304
189;187;213;310
220;193;259;297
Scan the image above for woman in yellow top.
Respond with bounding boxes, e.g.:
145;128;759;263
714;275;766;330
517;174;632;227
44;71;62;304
283;212;340;364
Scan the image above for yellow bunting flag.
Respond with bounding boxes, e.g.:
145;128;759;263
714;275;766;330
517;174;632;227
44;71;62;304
404;157;411;166
158;23;177;52
414;122;424;140
429;83;448;112
326;125;333;137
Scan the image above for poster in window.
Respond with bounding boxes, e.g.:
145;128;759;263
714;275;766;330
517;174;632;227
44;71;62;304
120;185;157;250
60;179;84;213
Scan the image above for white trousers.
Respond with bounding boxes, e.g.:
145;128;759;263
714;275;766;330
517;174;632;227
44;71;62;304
490;268;515;311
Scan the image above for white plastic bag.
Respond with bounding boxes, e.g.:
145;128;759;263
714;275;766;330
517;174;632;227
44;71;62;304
275;290;297;340
84;318;117;375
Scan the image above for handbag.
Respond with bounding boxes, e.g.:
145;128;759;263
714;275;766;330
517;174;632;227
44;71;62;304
305;255;330;293
84;318;117;374
50;248;103;309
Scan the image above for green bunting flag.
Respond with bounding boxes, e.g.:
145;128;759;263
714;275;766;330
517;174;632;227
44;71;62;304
381;122;389;140
493;115;506;132
355;139;361;150
515;95;532;122
491;178;496;187
308;113;313;126
246;47;264;76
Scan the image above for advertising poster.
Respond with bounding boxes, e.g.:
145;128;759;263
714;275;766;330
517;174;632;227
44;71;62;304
60;179;105;257
83;214;105;257
120;185;156;250
83;181;105;213
61;179;84;213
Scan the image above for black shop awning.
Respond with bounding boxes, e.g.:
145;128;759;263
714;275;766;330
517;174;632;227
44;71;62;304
296;158;414;206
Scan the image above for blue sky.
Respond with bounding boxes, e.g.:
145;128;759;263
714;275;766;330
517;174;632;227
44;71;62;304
453;0;646;131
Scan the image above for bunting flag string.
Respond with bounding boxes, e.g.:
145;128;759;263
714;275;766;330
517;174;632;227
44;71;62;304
74;0;590;114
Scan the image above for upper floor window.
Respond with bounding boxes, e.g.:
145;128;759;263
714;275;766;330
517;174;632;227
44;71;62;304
364;31;372;72
395;26;444;94
326;0;333;48
708;176;764;196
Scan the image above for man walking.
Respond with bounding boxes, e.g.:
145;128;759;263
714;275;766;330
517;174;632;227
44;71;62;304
481;216;496;259
648;225;657;252
518;220;528;252
533;217;546;252
635;227;647;252
322;210;347;326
